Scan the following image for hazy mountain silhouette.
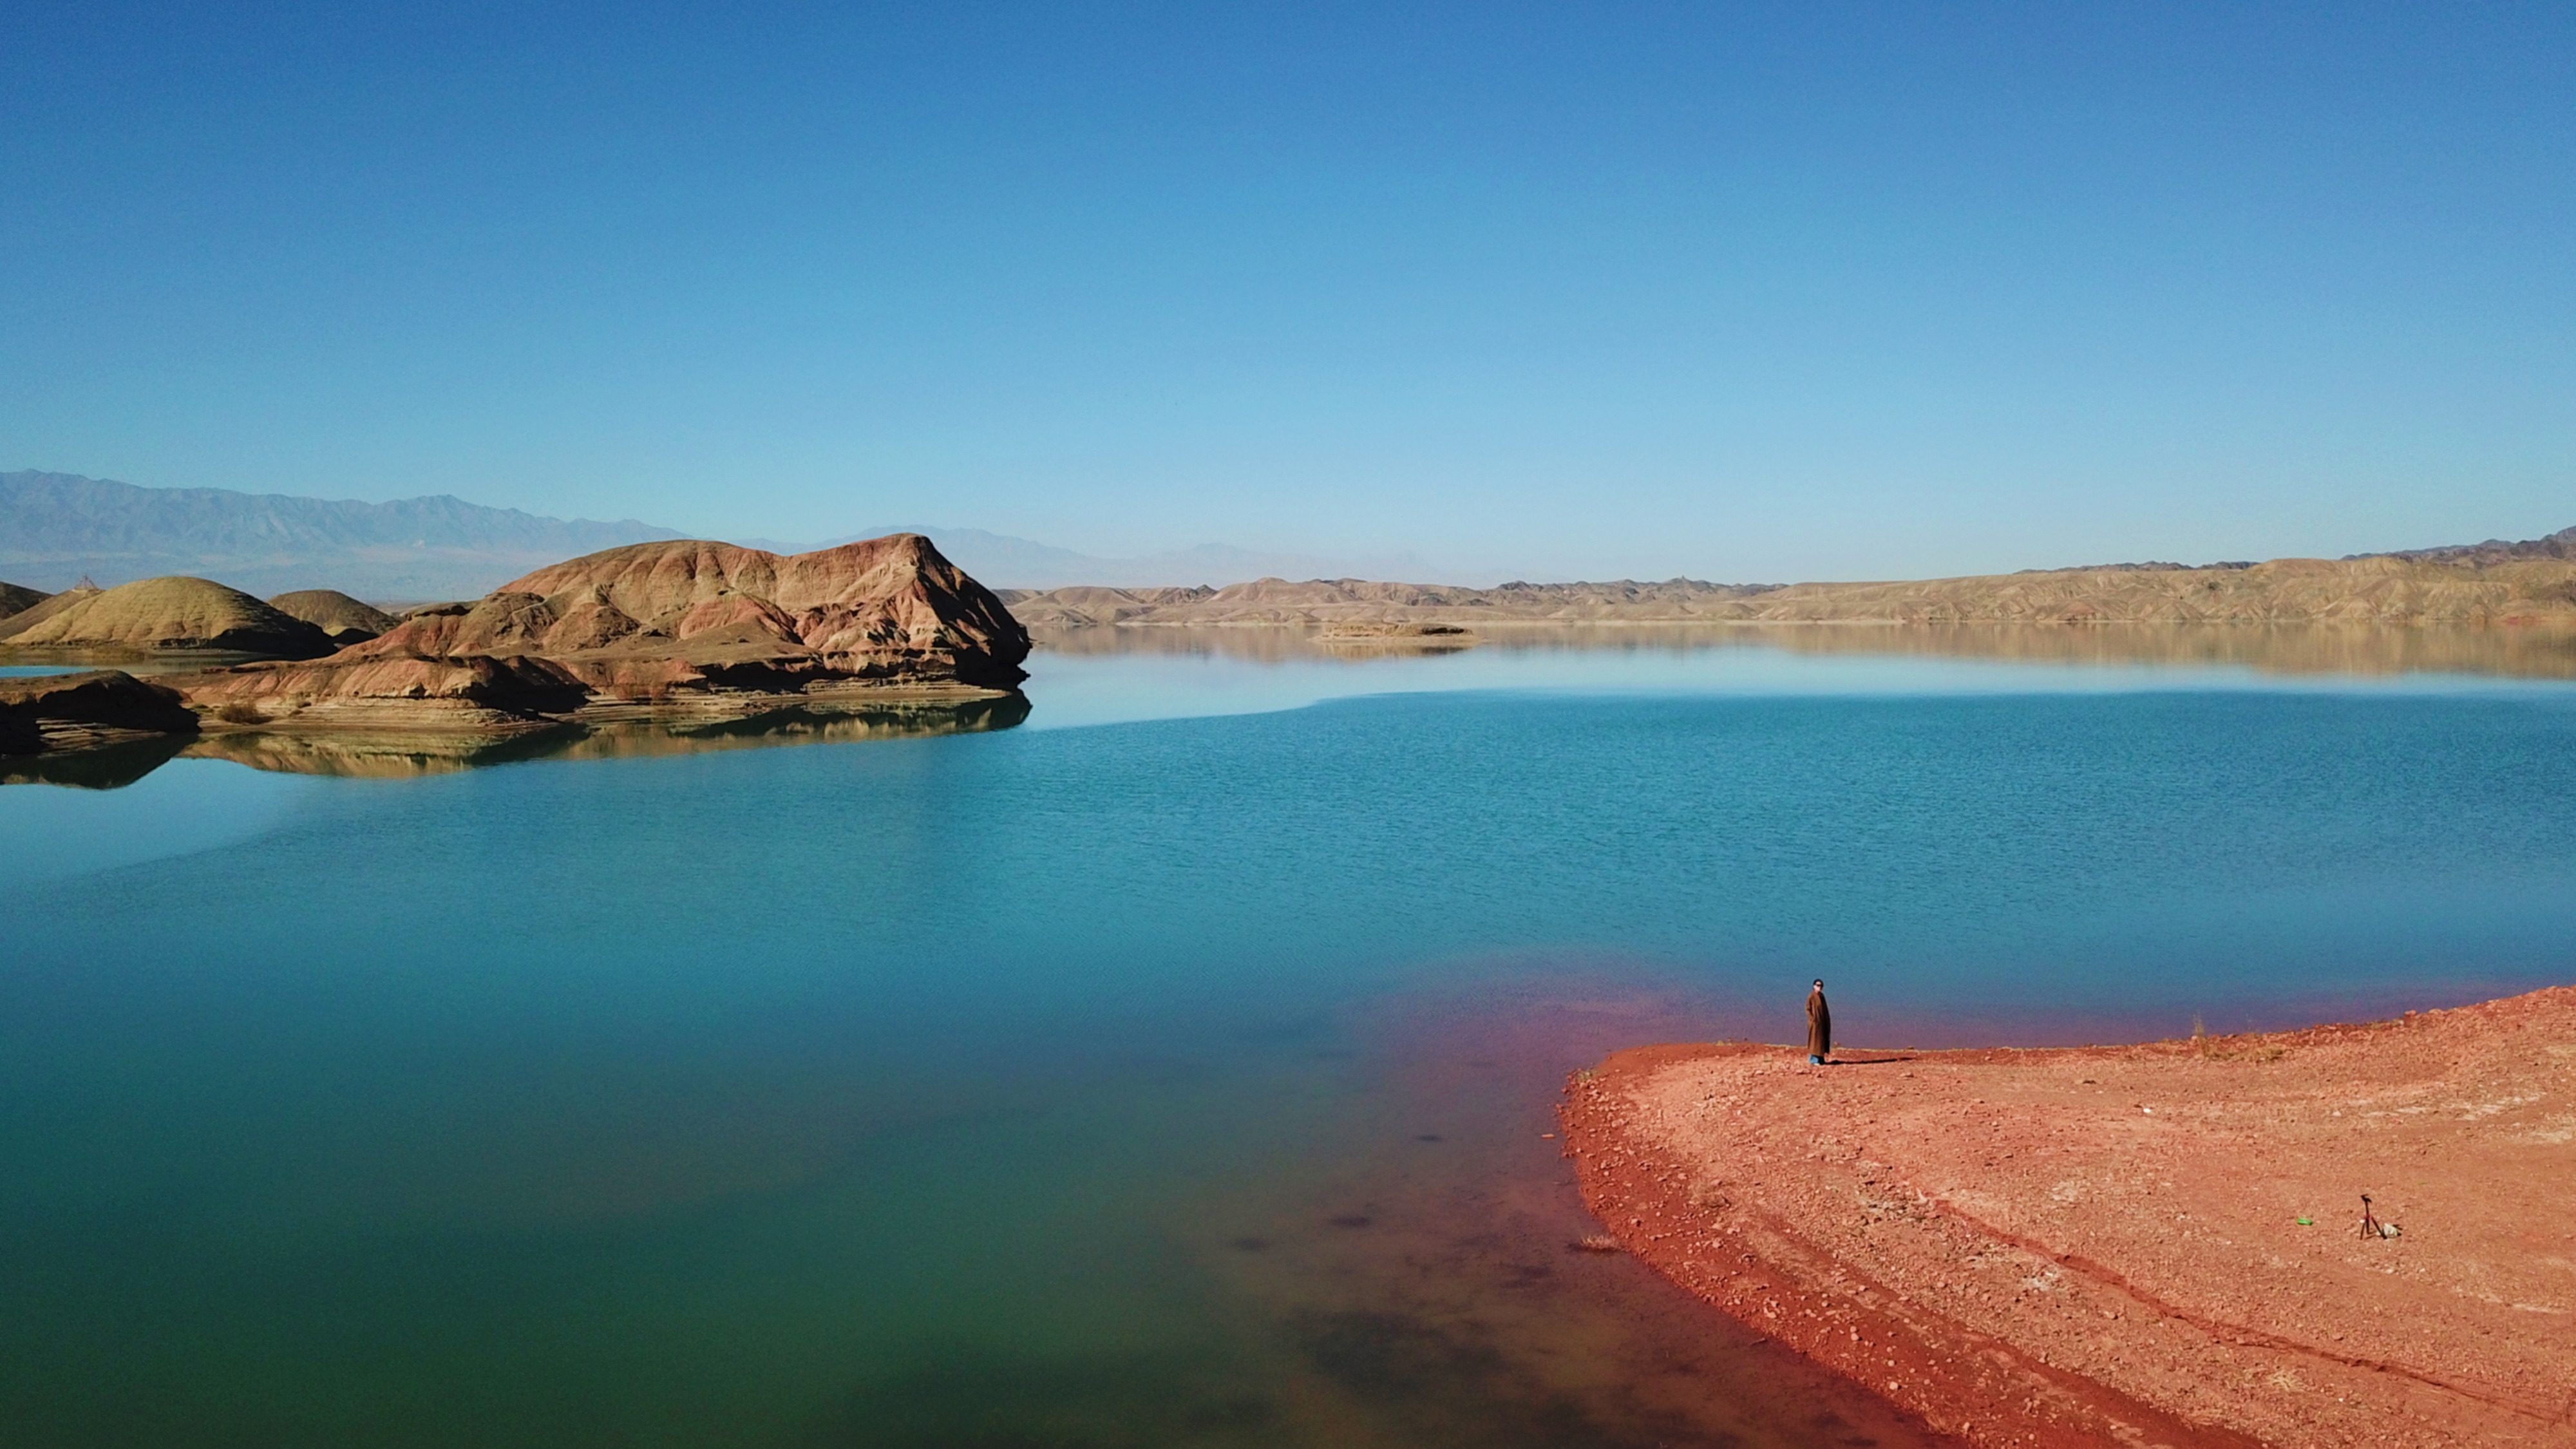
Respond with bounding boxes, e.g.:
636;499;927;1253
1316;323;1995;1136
1;471;681;598
2365;525;2576;566
1;471;1434;598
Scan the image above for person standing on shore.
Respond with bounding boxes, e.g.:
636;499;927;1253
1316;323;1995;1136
1806;980;1832;1065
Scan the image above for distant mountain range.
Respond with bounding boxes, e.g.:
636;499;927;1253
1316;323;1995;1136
2370;526;2576;565
8;469;2570;606
0;471;682;598
0;471;1441;598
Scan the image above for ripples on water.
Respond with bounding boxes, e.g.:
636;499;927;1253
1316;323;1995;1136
4;625;2574;1446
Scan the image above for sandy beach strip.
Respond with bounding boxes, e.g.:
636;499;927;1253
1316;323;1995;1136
1559;986;2576;1448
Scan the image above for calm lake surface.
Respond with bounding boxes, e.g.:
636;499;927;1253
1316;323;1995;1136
6;627;2576;1447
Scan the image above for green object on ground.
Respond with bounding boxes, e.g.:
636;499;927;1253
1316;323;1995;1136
2295;1217;2314;1225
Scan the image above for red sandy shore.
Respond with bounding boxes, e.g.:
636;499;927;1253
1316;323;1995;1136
1559;987;2576;1448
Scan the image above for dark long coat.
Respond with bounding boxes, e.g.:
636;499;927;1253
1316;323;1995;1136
1806;987;1832;1059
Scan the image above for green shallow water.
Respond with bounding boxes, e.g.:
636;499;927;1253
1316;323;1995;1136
5;632;2575;1446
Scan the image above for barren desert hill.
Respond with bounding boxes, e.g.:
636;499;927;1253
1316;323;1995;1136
170;534;1035;729
2;535;1035;755
1729;551;2576;625
334;532;1028;684
494;534;1027;665
1001;576;1779;626
0;583;98;639
0;576;336;657
265;589;399;644
0;580;48;622
1004;529;2576;627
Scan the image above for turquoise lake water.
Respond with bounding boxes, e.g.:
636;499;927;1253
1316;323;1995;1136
6;630;2575;1446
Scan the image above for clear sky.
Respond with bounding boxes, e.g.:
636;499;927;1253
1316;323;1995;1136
5;2;2570;582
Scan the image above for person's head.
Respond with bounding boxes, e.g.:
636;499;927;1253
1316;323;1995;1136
1812;979;1824;990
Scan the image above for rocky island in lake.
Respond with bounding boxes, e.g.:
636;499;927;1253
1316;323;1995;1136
0;534;1030;759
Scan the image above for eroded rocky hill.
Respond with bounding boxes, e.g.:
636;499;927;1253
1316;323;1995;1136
175;534;1032;729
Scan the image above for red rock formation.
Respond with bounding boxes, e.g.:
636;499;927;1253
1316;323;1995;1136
494;535;1030;683
171;535;1030;728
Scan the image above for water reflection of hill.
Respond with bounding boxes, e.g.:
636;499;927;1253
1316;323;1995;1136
1745;622;2576;678
182;696;1031;779
1034;621;2576;678
1029;625;1334;661
3;697;1031;788
17;625;2575;790
1;734;194;789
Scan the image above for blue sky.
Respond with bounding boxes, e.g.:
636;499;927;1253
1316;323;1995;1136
5;2;2570;581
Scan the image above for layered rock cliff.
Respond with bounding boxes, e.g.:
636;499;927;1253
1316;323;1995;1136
488;533;1027;688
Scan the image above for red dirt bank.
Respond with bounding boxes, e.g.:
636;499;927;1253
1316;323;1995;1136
1560;987;2576;1448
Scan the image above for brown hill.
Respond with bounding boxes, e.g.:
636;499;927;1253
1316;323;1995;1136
0;576;335;656
1005;551;2576;628
172;535;1032;729
266;589;397;644
0;580;48;622
490;533;1028;680
994;584;1220;625
0;670;199;756
1002;577;1777;627
0;582;98;638
1735;554;2576;625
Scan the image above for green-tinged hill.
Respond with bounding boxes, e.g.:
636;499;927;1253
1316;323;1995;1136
0;580;48;621
0;576;336;656
265;589;398;643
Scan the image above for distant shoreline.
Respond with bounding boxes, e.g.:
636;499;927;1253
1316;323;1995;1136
1003;553;2576;629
